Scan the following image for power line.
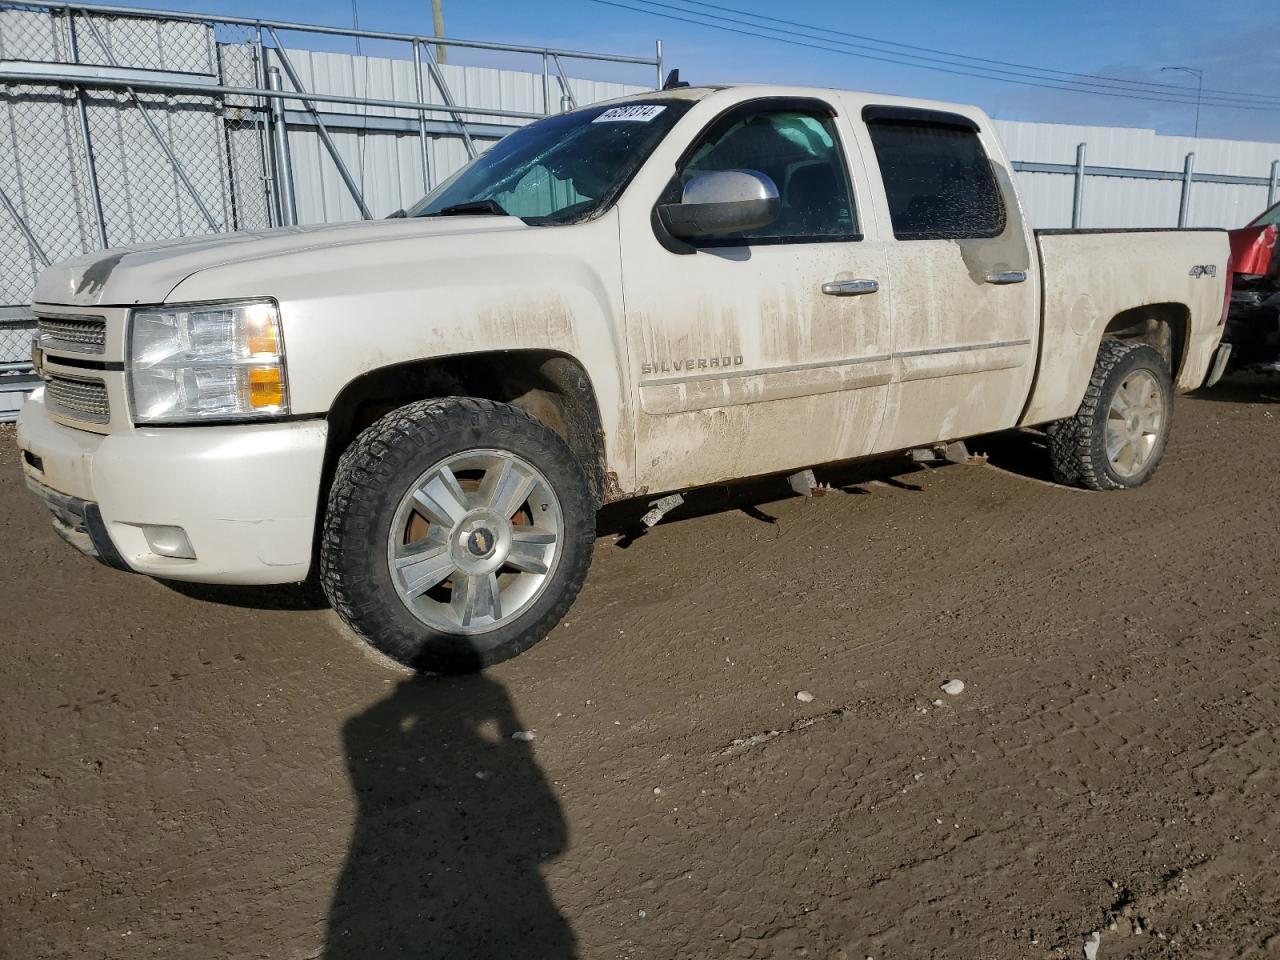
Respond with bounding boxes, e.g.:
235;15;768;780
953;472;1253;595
621;0;1279;108
587;0;1280;112
677;0;1280;104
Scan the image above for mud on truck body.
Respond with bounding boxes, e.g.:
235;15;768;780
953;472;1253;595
18;84;1232;672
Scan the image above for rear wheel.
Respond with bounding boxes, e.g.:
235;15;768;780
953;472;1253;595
1047;339;1173;490
320;397;595;673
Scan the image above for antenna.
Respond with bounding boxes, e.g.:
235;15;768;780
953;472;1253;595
662;69;689;90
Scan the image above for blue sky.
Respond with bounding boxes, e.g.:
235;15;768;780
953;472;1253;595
167;0;1280;142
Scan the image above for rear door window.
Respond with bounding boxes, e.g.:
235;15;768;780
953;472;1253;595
864;114;1006;240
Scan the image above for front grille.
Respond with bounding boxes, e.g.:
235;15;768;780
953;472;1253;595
45;374;110;423
37;315;107;354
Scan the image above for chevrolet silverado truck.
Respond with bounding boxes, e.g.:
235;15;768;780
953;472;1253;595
17;85;1232;672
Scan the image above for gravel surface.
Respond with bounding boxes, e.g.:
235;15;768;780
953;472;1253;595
3;379;1280;959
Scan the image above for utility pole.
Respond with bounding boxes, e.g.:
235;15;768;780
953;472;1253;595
1161;65;1204;138
431;0;446;64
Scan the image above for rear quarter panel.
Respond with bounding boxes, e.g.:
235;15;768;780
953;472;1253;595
1020;229;1229;426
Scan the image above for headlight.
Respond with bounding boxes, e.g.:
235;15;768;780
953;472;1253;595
128;299;288;423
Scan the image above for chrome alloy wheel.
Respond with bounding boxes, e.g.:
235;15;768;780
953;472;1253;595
1105;368;1165;479
387;449;564;635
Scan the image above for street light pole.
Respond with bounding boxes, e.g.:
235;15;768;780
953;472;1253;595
1161;65;1204;138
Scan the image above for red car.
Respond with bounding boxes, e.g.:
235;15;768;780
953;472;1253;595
1224;200;1280;372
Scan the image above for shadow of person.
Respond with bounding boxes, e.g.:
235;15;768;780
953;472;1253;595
324;676;575;960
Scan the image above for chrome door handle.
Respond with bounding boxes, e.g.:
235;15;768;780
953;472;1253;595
985;270;1027;285
821;279;879;296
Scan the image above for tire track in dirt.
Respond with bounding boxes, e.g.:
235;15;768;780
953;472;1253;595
5;385;1280;959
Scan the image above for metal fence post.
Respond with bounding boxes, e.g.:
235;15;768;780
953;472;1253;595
1072;142;1086;229
253;25;280;228
267;66;298;226
267;28;373;219
0;185;51;266
412;40;432;192
1269;160;1279;208
1178;152;1195;227
542;52;551;116
421;47;477;158
67;12;108;249
655;39;663;89
552;54;577;111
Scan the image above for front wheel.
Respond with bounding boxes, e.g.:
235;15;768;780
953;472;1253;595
1047;339;1173;490
320;397;596;673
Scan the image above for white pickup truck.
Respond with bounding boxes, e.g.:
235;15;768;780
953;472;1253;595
17;84;1232;672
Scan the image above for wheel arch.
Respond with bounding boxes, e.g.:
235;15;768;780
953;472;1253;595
1101;302;1190;385
320;350;611;517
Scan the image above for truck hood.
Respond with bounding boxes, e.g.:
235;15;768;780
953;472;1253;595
33;216;529;307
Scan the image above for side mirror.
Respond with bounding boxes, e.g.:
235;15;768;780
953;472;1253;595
657;169;780;239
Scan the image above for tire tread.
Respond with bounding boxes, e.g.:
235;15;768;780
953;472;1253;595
319;397;594;673
1046;339;1171;491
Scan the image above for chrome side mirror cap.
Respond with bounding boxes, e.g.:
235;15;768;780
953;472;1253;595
658;169;780;239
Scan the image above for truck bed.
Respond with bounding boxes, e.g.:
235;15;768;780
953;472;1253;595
1019;228;1231;427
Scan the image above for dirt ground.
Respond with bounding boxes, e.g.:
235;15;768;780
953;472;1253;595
3;379;1280;960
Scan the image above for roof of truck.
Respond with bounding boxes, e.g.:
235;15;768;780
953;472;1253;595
591;83;986;123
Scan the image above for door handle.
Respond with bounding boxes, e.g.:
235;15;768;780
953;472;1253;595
985;270;1027;285
821;279;879;296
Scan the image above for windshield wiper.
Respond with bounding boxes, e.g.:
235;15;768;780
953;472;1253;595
427;199;510;218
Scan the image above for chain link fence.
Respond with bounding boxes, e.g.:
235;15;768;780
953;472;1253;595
0;1;661;420
0;5;275;416
0;6;258;275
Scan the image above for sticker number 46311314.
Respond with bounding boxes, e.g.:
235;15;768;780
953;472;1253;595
593;104;667;123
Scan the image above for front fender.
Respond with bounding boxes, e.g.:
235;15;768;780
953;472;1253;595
166;213;635;488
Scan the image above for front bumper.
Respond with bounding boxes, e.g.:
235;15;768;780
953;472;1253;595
24;475;131;571
16;392;328;584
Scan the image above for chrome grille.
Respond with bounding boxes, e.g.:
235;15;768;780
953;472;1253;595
45;374;110;423
37;315;107;354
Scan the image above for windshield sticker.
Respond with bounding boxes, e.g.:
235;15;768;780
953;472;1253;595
593;104;667;123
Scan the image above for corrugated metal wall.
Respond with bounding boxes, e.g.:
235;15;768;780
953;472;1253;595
273;50;1280;230
272;51;1280;230
274;48;647;223
995;119;1280;229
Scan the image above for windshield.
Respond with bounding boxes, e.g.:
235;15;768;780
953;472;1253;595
1251;201;1280;228
408;100;693;224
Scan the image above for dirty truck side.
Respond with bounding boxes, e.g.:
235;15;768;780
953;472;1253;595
16;84;1231;672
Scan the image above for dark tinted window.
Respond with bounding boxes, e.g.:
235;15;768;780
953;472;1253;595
866;119;1006;240
680;108;858;243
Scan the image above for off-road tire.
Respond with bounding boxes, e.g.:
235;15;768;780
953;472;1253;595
320;397;595;673
1047;339;1172;490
